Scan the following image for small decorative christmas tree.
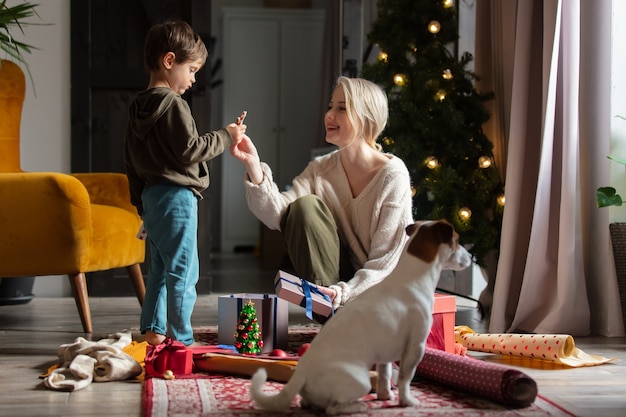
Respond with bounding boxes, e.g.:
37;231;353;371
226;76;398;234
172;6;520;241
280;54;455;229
234;300;263;355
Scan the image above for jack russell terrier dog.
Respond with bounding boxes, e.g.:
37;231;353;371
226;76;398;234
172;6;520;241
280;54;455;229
250;220;473;415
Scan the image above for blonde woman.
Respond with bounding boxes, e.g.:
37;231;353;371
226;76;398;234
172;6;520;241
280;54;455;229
230;76;413;317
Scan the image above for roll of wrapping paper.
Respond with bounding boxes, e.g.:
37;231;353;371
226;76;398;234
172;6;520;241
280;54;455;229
414;347;537;408
454;326;616;367
194;352;298;382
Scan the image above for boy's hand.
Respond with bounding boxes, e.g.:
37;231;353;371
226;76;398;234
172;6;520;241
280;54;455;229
236;110;247;125
225;122;246;145
226;111;248;145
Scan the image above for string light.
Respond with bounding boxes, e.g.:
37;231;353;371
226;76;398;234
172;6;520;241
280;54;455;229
478;156;493;168
434;90;446;101
383;136;394;146
442;69;453;80
443;0;454;8
458;207;472;220
428;20;441;34
425;156;439;169
393;74;407;86
497;195;506;206
378;51;388;62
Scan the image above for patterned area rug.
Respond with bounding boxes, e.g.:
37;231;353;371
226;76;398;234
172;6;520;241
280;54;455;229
142;376;572;417
141;325;574;416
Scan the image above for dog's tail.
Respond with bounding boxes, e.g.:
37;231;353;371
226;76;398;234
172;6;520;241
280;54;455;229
250;367;305;411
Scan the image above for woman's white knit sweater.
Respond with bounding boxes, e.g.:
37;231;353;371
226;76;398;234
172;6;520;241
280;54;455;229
244;150;414;308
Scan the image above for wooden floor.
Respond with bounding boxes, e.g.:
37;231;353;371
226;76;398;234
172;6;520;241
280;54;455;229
0;253;625;416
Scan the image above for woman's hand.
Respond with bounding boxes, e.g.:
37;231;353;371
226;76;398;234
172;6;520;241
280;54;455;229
317;285;338;303
230;134;257;161
230;135;264;184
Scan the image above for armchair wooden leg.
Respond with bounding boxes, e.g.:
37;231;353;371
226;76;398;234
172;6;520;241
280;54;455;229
127;264;145;306
68;273;93;333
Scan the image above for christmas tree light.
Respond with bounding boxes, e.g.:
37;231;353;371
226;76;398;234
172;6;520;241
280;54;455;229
425;156;439;169
393;73;407;86
428;20;441;34
478;156;493;168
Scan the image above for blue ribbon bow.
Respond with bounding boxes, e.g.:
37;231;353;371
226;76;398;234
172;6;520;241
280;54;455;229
280;277;333;320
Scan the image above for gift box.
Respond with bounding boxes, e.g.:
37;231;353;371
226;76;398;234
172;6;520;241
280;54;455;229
145;338;193;378
217;293;288;354
274;270;333;319
426;294;457;353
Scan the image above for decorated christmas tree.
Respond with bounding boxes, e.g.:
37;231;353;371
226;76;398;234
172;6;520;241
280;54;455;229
234;300;263;355
361;0;504;266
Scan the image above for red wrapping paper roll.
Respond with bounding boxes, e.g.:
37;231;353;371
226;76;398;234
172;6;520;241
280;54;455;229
415;347;537;408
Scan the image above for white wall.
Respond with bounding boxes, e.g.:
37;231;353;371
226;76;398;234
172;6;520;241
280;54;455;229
6;0;71;296
458;0;476;71
610;0;626;223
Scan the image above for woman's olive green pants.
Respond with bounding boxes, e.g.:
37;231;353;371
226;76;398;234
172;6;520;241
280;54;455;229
280;195;354;286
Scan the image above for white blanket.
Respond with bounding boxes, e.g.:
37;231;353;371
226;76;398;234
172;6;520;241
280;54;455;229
44;330;142;391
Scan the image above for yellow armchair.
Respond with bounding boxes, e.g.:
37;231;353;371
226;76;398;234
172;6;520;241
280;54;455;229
0;59;145;333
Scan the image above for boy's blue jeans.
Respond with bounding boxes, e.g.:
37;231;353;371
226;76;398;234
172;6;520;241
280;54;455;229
140;183;199;346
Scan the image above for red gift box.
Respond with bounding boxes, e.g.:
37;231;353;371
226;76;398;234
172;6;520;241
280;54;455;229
426;294;457;353
145;338;193;378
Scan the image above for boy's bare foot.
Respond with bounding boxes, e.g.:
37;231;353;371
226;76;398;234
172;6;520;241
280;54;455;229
145;330;166;346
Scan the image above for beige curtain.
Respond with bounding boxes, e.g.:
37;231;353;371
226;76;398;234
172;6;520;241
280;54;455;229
474;0;516;180
477;0;624;336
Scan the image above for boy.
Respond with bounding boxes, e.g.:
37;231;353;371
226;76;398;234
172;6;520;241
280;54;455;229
125;20;246;346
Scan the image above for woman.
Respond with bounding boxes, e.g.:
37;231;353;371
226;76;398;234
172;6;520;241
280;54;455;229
230;76;413;312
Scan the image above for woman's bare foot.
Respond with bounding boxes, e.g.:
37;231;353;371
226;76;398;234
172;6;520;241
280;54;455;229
144;330;166;346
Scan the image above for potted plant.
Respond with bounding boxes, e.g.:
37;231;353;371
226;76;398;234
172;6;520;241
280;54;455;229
1;0;41;85
595;124;626;331
596;115;626;208
0;0;41;305
596;155;626;208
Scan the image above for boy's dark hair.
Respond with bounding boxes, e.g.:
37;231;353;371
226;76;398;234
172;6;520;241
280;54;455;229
143;20;208;73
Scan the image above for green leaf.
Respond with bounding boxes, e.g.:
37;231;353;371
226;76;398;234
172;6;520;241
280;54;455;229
596;187;623;208
607;155;626;166
0;1;47;92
